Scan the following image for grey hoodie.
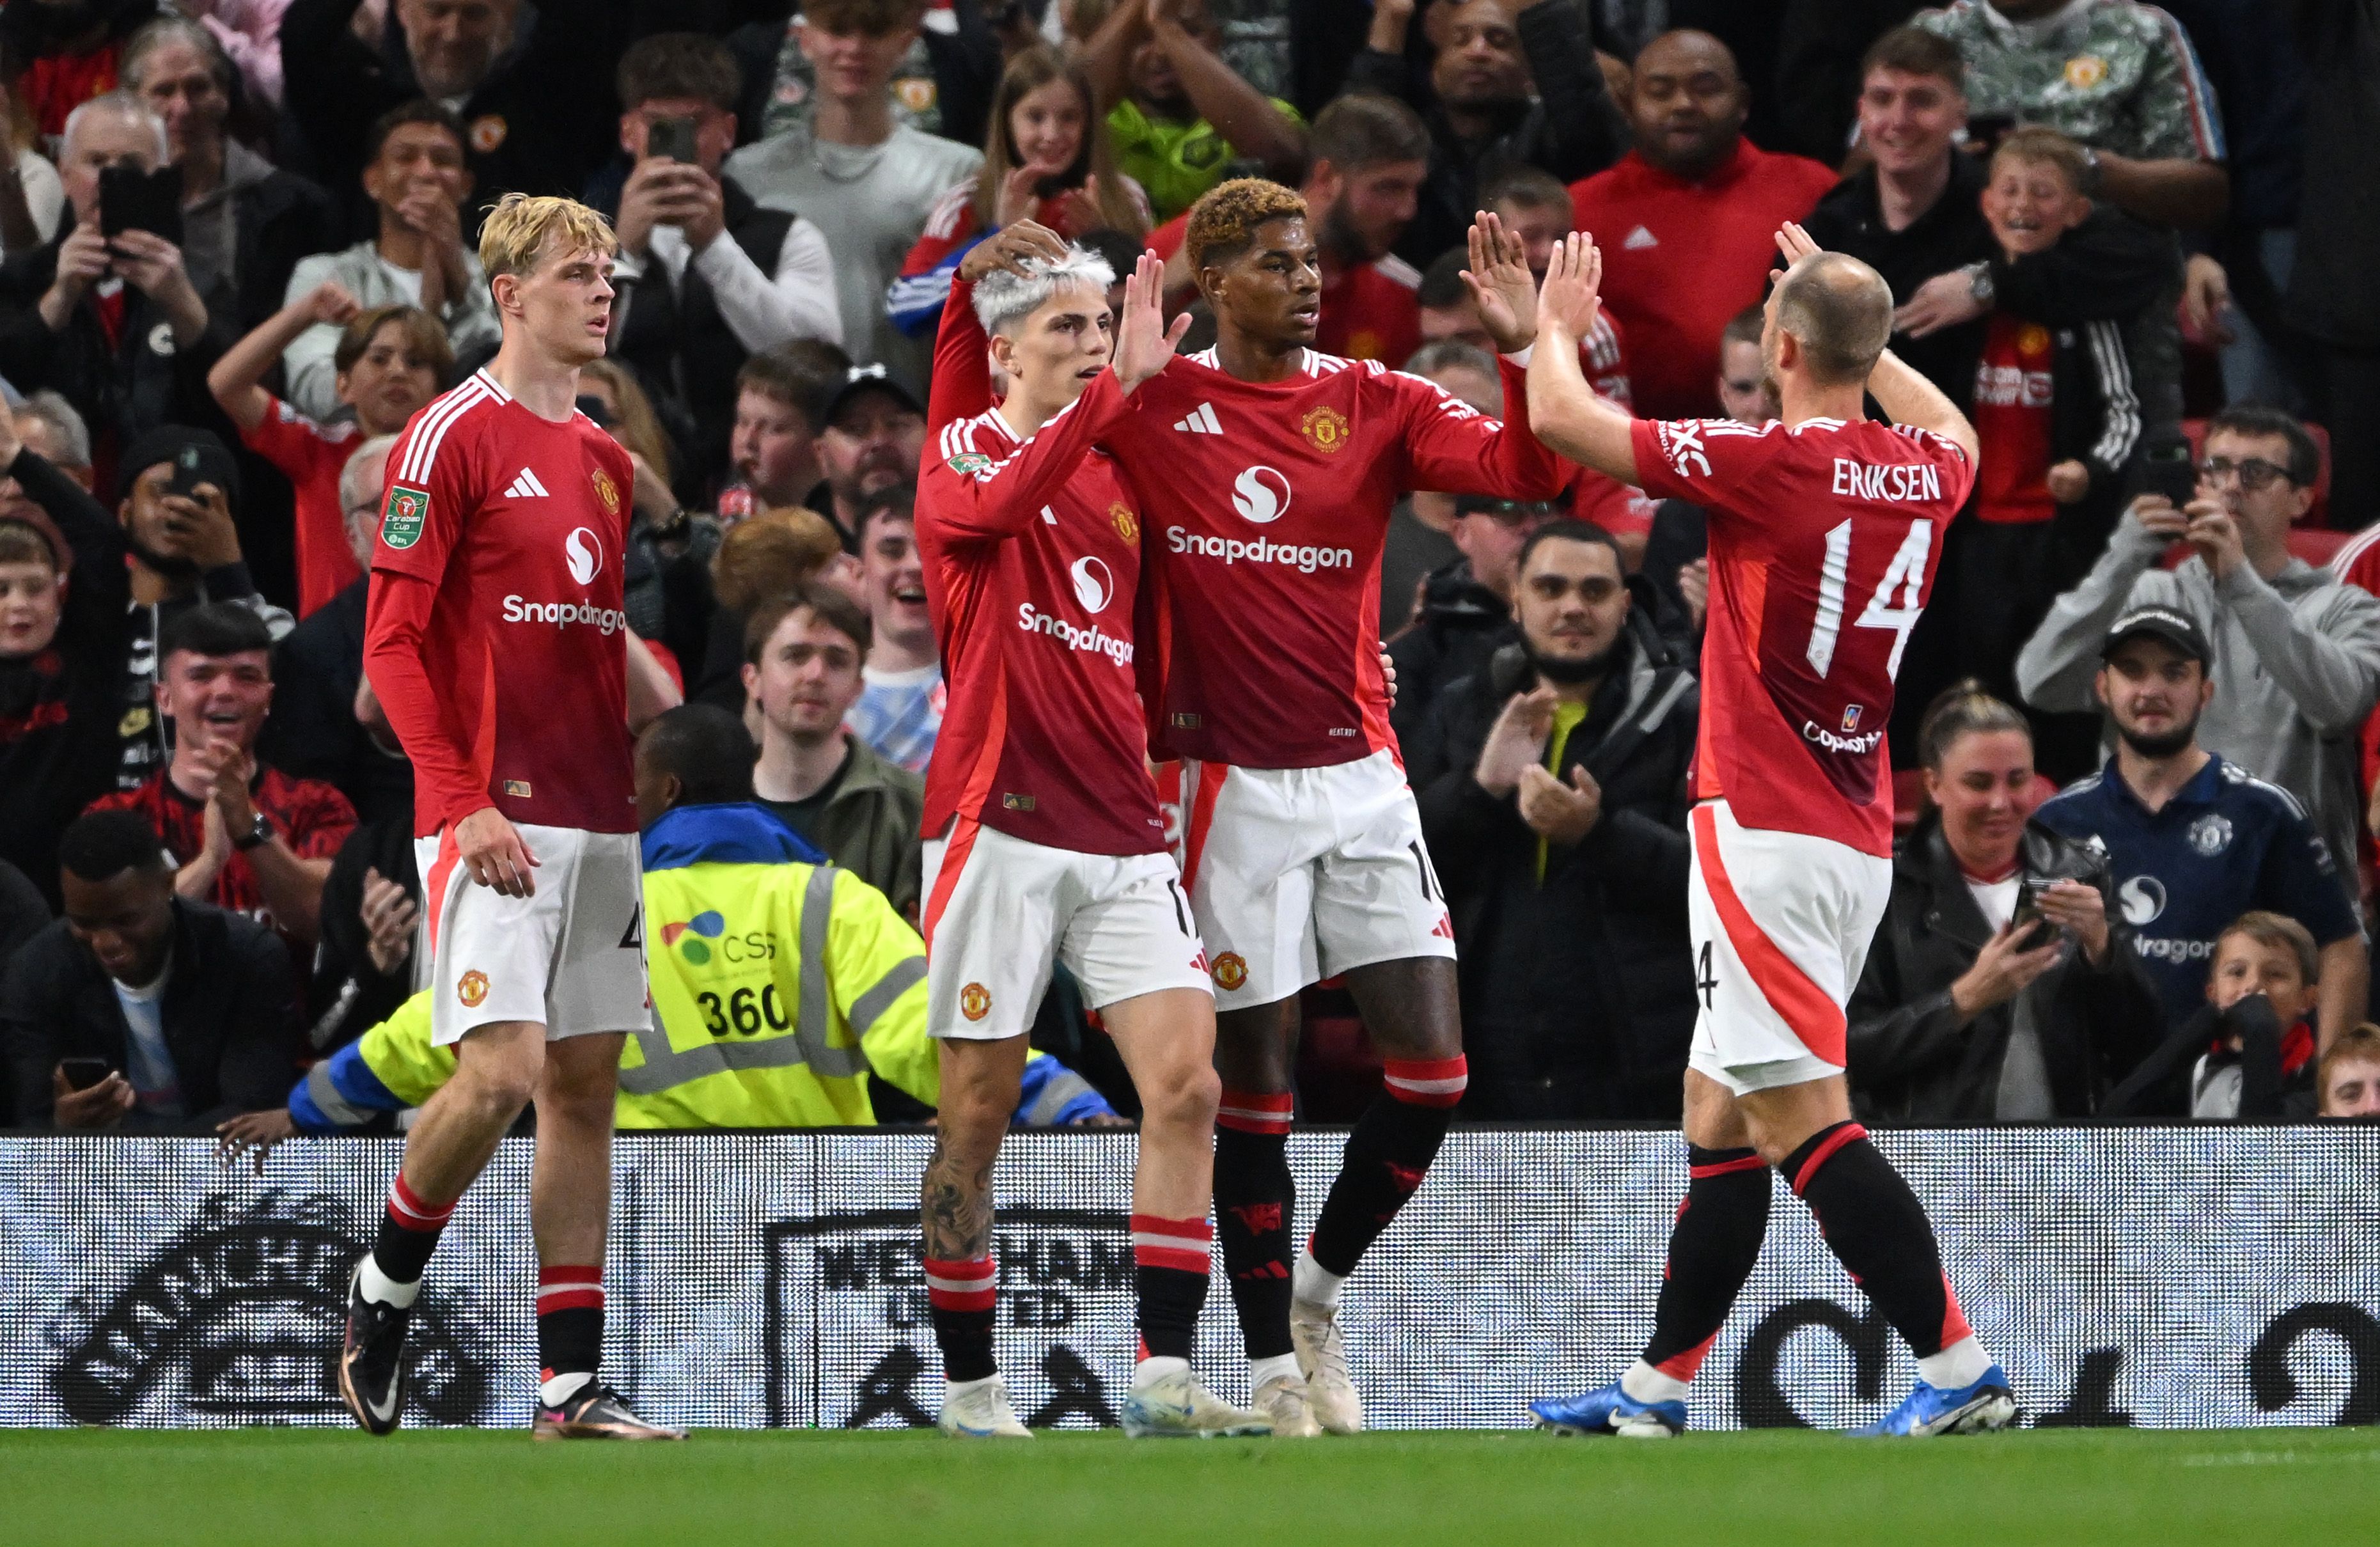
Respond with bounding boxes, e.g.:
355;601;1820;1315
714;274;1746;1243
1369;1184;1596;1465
2014;510;2380;875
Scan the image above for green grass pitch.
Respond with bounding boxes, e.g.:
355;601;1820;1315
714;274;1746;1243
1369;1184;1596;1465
4;1428;2372;1546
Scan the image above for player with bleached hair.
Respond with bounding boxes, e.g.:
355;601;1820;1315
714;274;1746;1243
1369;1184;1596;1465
1523;224;2014;1438
343;192;682;1440
913;223;1267;1438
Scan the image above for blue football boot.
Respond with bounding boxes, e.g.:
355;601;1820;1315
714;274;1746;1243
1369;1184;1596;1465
1852;1365;2018;1436
1530;1381;1687;1438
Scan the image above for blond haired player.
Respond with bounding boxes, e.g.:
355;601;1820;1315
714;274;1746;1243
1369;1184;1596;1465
344;193;683;1440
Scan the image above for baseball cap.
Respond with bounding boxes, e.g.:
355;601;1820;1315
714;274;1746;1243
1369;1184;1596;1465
820;364;925;428
2101;604;2211;666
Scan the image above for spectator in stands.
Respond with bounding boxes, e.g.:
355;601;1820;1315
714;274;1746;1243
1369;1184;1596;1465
815;364;926;547
1407;521;1700;1119
0;93;224;483
2315;1023;2380;1119
278;0;615;239
87;602;356;955
2030;605;2367;1044
1389;494;1555;747
724;0;984;389
742;583;925;922
1415;247;1496;354
260;435;414;828
694;506;849;710
848;492;940;774
301;776;419;1058
732;0;998;150
182;0;293;110
1913;0;2229;452
893;43;1149;339
0;0;154;144
576;361;722;676
0;74;68;258
2286;0;2380;530
121;17;333;336
604;33;843;494
2;808;295;1132
1567;30;1837;419
209;291;447;616
1345;0;1624;268
1848;685;2161;1124
1956;128;2143;705
1639;305;1775;642
2103;911;2323;1119
1083;0;1306;222
0;395;120;908
1382;338;1498;635
2016;407;2380;879
720;341;850;528
276;100;496;421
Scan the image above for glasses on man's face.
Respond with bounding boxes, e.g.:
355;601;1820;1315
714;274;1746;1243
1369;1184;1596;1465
2198;457;2294;492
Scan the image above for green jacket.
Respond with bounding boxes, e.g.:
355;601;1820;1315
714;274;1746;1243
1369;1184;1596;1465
817;735;925;923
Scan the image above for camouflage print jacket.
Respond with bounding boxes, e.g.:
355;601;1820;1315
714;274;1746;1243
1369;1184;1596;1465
1914;0;2226;163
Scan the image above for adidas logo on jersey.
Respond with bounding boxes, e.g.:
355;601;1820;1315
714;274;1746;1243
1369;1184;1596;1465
505;467;551;498
1622;225;1659;250
1173;403;1223;434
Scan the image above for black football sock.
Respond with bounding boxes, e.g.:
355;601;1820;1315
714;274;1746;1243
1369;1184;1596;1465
365;1171;455;1299
1213;1090;1296;1361
1132;1214;1212;1363
1778;1122;1975;1364
1304;1056;1465;1280
1638;1145;1771;1388
924;1254;999;1383
536;1266;603;1397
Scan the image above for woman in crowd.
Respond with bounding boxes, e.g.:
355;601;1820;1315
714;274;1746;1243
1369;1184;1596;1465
888;43;1148;337
1846;684;2163;1123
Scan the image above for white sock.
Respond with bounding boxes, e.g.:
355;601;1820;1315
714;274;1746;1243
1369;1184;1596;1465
1916;1337;1992;1391
1249;1352;1301;1391
1132;1355;1188;1389
538;1370;594;1408
1620;1360;1690;1405
356;1253;419;1309
1292;1250;1345;1308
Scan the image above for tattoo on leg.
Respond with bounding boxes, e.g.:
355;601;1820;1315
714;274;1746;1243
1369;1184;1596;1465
921;1140;996;1262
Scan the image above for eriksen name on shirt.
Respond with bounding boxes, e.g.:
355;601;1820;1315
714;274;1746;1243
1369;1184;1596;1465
1830;458;1946;504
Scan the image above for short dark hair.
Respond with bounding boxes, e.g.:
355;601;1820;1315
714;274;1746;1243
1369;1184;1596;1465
1480;165;1570;216
2206;406;2322;487
616;32;743;114
1185;177;1308;272
1517;518;1622;574
159;603;273;664
1721;304;1765;350
803;0;929;36
744;581;872;666
2218;909;2321;987
364;99;467;168
638;703;757;806
1859;26;1966;92
856;485;915;546
334;305;453;379
2317;1024;2380;1112
59;810;169;883
1416;246;1472;310
1308;94;1430;177
737;340;852;432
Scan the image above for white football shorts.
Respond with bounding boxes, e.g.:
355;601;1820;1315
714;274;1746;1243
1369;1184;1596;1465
1685;798;1891;1094
1178;749;1456;1011
414;822;652;1048
921;820;1212;1041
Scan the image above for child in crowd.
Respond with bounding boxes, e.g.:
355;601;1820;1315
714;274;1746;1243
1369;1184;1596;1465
2106;912;2323;1120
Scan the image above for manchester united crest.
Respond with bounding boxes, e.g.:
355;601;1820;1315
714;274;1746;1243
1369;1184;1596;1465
1211;952;1248;992
1110;503;1139;543
1301;406;1351;455
458;970;489;1009
591;468;621;515
960;983;992;1021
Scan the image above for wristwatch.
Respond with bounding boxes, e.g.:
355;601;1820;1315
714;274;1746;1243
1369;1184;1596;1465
1965;260;1995;308
233;811;275;851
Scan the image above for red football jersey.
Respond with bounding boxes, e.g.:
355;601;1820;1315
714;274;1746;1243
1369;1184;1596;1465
1971;314;2056;525
365;370;638;837
241;395;368;617
1110;348;1566;768
1631;414;1975;857
89;767;356;936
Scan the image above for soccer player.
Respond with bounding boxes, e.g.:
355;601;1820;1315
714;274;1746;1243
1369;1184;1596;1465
1099;182;1567;1434
915;224;1265;1438
1521;224;2015;1437
343;192;682;1441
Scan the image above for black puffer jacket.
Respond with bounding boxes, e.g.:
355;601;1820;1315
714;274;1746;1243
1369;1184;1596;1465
1847;813;2165;1124
1388;558;1509;750
1409;595;1700;1119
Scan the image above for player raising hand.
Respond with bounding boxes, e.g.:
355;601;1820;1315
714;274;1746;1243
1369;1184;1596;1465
1523;226;2014;1439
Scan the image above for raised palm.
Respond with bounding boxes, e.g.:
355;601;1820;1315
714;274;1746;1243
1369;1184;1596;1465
1115;251;1190;392
1537;232;1604;340
1462;211;1538;354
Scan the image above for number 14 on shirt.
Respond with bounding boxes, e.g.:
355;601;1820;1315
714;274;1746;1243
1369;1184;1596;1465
1806;519;1934;680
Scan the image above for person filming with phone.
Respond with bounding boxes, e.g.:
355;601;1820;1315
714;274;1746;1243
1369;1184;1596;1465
0;91;223;480
1847;684;2164;1125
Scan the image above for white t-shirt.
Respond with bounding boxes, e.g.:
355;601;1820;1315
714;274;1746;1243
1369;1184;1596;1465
111;952;184;1119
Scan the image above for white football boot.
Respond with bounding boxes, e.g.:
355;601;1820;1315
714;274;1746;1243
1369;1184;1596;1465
1290;1299;1363;1434
937;1374;1032;1438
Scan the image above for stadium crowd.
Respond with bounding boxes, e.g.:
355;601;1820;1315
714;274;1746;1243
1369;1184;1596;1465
4;0;2380;1139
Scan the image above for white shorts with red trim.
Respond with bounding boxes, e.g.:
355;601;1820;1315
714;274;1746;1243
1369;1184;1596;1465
1178;750;1455;1012
1685;799;1890;1095
414;823;650;1048
921;821;1211;1042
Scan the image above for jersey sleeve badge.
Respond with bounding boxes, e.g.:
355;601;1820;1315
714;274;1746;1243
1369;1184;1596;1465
1300;405;1351;455
947;451;994;476
380;483;430;549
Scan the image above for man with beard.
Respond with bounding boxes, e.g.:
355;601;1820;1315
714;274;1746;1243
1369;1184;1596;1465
2033;606;2366;1048
1567;31;1837;420
1405;521;1700;1120
815;366;925;549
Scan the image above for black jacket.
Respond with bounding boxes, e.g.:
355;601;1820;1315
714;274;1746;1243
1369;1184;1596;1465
1344;0;1626;269
1409;598;1701;1119
306;819;420;1056
2102;994;2317;1120
2;899;297;1131
1848;813;2164;1124
212;158;338;338
260;577;414;829
1388;558;1510;750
